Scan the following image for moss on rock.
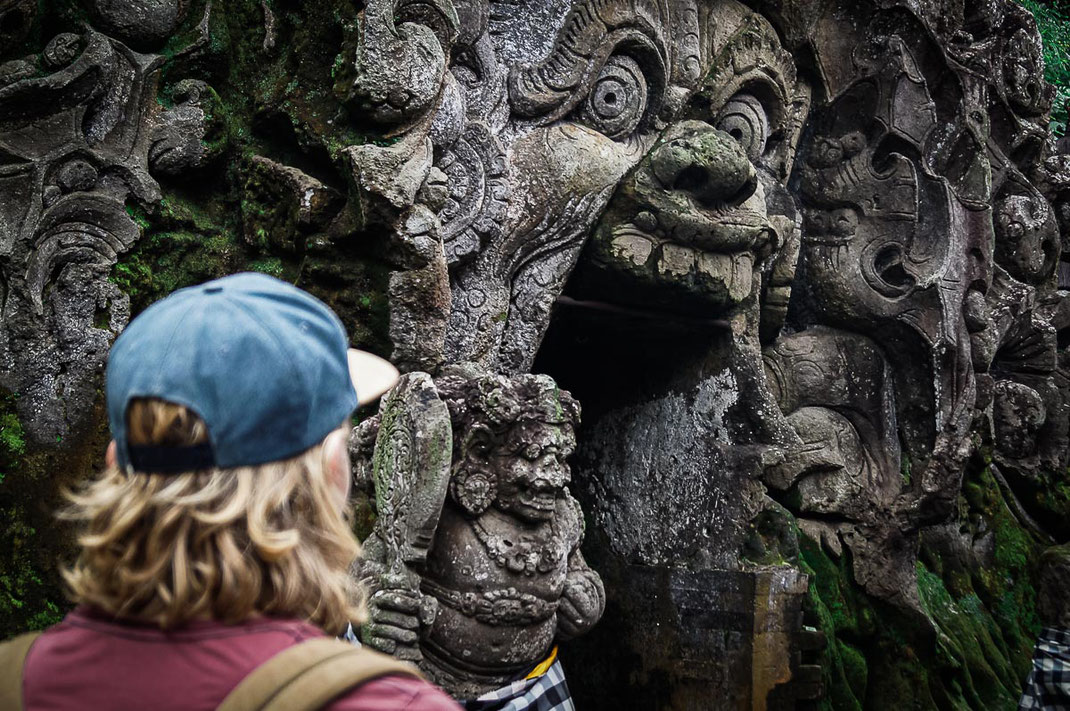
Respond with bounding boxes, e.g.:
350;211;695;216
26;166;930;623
0;389;111;640
800;454;1046;710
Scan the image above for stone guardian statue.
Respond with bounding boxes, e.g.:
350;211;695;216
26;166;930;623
353;365;605;699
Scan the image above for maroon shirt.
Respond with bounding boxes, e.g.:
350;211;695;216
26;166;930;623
22;607;461;711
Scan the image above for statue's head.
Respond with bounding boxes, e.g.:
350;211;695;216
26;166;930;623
435;367;580;523
994;191;1059;285
338;0;809;371
569;10;808;329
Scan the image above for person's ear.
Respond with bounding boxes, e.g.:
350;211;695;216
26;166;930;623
106;440;117;469
322;427;352;508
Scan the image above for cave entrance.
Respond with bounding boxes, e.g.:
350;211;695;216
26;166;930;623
530;281;786;709
532;293;729;423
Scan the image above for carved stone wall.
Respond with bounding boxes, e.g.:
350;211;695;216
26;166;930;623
3;0;1070;708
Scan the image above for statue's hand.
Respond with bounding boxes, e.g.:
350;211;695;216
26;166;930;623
361;588;429;662
556;569;605;640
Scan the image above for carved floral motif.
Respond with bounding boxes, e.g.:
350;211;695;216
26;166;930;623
0;0;214;443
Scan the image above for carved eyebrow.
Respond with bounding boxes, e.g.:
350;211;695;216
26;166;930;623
507;0;670;124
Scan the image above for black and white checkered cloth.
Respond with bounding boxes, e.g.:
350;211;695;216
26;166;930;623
1021;627;1070;710
462;660;574;711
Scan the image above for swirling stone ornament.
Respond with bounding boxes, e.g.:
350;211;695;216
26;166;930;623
0;8;212;444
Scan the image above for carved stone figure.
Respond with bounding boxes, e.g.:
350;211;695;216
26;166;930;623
6;0;1070;706
354;366;604;698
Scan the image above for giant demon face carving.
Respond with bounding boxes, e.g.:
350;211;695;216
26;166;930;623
569;13;808;334
340;0;808;373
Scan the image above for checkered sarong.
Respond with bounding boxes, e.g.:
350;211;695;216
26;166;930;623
462;658;574;711
1020;627;1070;710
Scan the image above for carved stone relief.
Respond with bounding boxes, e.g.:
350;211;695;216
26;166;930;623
0;0;213;444
338;0;815;379
5;0;1070;706
752;0;1070;638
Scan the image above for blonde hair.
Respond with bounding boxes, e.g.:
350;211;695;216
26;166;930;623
61;398;366;631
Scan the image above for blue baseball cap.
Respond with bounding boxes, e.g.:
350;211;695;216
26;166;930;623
106;272;399;473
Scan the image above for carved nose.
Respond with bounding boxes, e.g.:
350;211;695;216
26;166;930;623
537;456;568;487
651;126;757;207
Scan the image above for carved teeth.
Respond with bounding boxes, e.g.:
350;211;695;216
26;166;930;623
659;243;696;277
696;250;728;279
729;253;754;301
609;224;756;300
610;230;655;266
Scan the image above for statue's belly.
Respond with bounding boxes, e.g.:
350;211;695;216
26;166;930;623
424;601;557;672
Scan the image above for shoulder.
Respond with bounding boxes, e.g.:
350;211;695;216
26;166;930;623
327;674;462;711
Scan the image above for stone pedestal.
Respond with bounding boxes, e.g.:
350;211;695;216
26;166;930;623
563;563;809;710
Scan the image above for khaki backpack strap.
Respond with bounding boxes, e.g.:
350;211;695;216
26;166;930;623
0;631;43;711
218;637;423;711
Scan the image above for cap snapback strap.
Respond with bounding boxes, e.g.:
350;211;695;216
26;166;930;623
126;443;217;473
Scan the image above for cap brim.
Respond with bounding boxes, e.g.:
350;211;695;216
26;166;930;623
348;349;400;406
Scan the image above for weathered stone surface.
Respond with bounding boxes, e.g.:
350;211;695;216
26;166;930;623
0;6;215;445
6;0;1070;706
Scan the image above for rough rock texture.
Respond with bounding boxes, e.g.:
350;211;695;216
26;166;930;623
3;0;1070;709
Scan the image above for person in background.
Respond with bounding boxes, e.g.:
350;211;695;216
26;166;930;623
1020;543;1070;710
0;272;462;711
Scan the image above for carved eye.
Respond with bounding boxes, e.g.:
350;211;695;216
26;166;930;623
522;444;542;461
715;94;769;161
578;55;648;140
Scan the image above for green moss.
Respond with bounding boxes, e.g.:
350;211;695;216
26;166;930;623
248;257;286;278
1018;0;1070;135
840;642;868;702
917;563;1018;709
799;534;869;711
111;186;248;315
799;454;1043;710
0;391;92;639
0;404;25;465
125;204;153;232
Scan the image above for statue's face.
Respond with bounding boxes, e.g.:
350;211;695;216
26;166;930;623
568;12;807;320
491;421;575;523
994;191;1059;284
404;0;808;370
794;34;995;453
434;0;680;370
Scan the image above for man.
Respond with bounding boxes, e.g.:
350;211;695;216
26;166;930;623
1020;544;1070;710
0;273;461;711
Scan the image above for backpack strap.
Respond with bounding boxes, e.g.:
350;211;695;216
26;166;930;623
218;637;423;711
0;631;43;711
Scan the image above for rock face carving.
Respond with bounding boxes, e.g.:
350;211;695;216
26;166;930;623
6;0;1070;706
341;0;810;377
342;0;820;703
354;367;604;698
752;0;1070;623
0;0;213;444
